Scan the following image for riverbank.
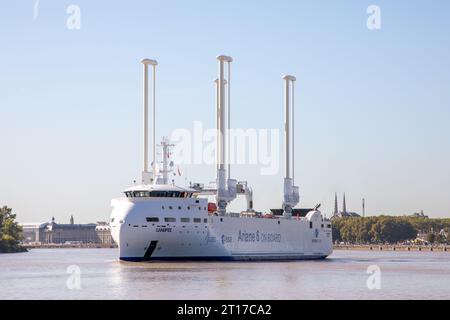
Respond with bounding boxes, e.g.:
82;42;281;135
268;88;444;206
334;244;449;252
0;247;28;253
21;243;449;252
23;243;118;249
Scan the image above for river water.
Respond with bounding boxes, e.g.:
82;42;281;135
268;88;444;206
0;248;449;299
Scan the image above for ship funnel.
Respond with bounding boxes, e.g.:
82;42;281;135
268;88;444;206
141;58;158;184
282;74;299;215
215;55;236;215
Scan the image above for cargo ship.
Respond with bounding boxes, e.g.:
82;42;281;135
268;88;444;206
110;55;333;261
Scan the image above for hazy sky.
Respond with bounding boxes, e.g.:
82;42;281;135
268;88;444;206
1;0;449;223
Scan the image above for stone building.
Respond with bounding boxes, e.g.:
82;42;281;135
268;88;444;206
95;221;114;245
21;222;48;244
21;216;115;245
43;216;98;244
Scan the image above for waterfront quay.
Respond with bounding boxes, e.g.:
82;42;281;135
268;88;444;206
23;243;118;249
22;244;448;252
334;244;449;252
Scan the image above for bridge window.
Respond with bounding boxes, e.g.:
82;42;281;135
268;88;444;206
165;217;176;222
181;218;190;223
151;191;167;197
309;222;313;229
146;217;159;222
126;190;193;198
193;218;201;223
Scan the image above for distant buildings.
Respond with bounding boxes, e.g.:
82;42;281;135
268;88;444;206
21;216;115;245
331;192;361;219
95;221;114;245
21;222;48;243
410;210;428;218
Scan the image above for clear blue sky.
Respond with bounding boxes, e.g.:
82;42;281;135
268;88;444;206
1;0;449;223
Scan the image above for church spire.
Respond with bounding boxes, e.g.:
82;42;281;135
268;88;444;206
334;192;338;214
343;193;347;213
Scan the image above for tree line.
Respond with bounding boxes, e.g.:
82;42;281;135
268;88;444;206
0;206;26;253
332;216;450;244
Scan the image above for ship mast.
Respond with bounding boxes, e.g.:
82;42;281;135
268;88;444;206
216;55;237;215
140;58;158;184
282;75;299;216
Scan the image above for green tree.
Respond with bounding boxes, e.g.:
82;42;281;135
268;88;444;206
331;219;342;243
0;206;25;253
332;215;418;244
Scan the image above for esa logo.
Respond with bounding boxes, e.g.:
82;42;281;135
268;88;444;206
221;234;232;244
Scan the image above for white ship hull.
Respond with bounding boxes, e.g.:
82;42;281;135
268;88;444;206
110;197;333;261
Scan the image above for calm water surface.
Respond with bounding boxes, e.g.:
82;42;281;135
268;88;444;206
0;248;449;299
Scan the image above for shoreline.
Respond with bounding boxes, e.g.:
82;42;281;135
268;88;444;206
20;244;449;252
334;244;449;252
23;243;118;249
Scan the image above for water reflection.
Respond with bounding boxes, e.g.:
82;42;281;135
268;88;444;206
1;249;450;299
